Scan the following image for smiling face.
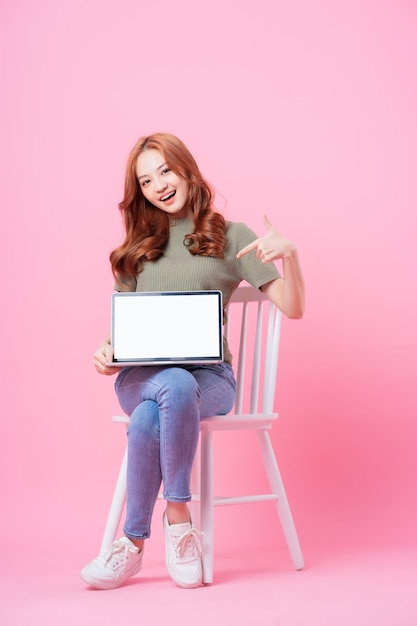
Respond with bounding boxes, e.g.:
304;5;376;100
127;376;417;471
136;149;192;219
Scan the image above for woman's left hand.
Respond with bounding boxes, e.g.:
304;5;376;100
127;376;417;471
236;215;296;263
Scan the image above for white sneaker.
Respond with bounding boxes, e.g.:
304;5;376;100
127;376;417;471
163;512;203;588
81;537;144;590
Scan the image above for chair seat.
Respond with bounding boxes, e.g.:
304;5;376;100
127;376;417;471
113;413;277;429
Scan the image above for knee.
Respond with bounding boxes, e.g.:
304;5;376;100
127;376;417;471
127;400;160;442
159;368;201;405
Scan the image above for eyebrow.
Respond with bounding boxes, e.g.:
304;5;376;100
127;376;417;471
137;162;167;181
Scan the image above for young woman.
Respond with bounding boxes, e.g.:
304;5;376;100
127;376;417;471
81;133;305;590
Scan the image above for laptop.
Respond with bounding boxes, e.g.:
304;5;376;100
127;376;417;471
108;290;224;366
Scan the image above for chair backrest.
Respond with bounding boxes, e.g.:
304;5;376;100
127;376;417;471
225;285;282;415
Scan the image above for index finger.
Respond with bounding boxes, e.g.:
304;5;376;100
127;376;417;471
263;214;274;231
236;238;260;259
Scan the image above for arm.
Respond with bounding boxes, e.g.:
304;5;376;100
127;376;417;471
93;331;122;376
236;215;305;319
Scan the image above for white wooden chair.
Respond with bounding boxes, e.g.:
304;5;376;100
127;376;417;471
100;285;304;583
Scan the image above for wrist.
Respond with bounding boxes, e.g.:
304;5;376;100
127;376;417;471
282;243;297;260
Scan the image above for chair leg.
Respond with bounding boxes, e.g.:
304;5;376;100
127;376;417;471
200;429;214;584
100;446;128;555
257;430;304;570
190;440;201;529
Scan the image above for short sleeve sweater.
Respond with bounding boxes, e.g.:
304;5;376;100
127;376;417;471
116;218;280;364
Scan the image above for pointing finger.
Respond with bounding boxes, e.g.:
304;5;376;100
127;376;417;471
263;214;275;232
236;238;260;259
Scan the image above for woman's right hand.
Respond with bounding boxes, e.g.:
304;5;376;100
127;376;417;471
93;339;122;376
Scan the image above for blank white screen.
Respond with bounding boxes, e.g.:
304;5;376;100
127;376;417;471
112;292;222;361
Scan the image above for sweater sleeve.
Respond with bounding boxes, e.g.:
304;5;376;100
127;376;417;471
113;274;137;292
226;222;280;289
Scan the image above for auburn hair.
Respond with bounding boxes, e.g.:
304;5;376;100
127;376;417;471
110;133;226;286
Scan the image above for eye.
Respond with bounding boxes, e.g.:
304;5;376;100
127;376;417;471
161;167;171;175
141;178;151;187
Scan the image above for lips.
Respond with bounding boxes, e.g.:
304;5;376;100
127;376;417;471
161;191;176;202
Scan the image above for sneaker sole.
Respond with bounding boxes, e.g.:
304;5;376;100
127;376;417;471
80;559;142;590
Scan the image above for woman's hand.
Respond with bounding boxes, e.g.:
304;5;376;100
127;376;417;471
237;215;305;319
236;215;296;263
93;336;122;376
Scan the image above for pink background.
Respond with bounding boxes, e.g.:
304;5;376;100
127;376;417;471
1;0;416;624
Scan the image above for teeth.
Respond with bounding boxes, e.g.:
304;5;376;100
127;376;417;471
162;191;176;201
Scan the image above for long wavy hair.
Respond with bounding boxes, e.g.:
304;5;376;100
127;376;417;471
110;133;226;286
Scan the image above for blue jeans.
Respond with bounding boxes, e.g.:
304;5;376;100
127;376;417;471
114;363;236;540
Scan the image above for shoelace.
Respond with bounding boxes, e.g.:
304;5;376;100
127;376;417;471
174;528;203;560
104;539;136;568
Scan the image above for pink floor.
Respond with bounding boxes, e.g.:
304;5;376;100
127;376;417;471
2;503;416;626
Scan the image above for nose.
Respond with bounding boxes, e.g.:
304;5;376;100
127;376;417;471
155;176;168;193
